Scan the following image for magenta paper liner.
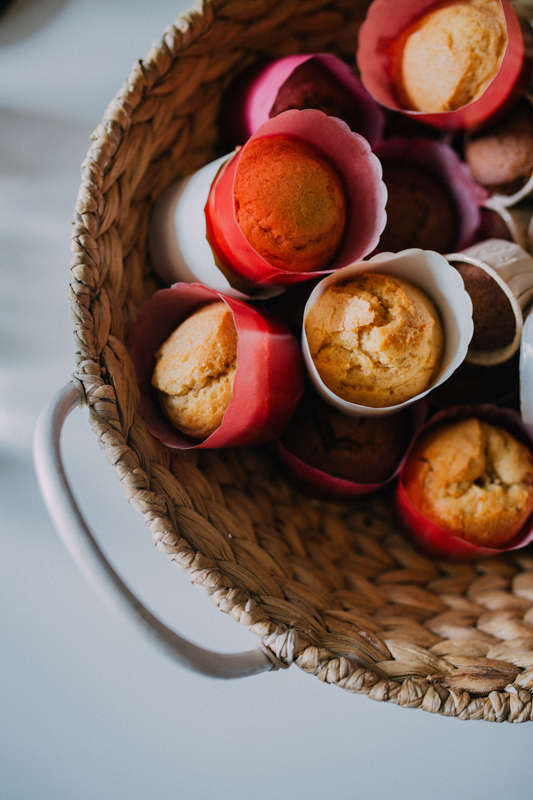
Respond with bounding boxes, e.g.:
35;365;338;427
277;399;427;499
129;283;304;449
373;137;486;251
205;108;387;288
221;53;385;146
396;404;533;560
357;0;532;131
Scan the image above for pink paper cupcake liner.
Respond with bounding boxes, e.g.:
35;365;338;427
129;282;304;449
205;108;387;288
357;0;532;131
220;53;385;146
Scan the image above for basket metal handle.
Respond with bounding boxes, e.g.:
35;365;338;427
33;382;273;679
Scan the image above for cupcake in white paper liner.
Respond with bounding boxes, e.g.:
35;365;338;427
302;248;473;418
149;154;284;301
447;238;533;365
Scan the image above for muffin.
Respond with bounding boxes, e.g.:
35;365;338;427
428;352;519;407
403;417;533;547
281;391;410;483
396;0;508;113
269;58;366;132
454;260;516;349
233;135;346;272
464;98;533;195
305;272;444;407
151;301;237;438
378;161;458;252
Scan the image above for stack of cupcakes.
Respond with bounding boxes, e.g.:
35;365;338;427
131;0;533;561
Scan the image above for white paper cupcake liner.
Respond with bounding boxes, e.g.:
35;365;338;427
302;248;473;418
149;153;284;300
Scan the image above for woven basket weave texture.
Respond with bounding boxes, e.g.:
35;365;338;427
69;0;533;722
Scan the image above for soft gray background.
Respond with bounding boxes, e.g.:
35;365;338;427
1;1;532;798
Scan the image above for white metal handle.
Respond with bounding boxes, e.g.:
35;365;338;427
33;382;273;679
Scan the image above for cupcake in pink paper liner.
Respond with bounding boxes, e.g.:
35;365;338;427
278;388;426;499
302;249;473;419
372;137;485;254
129;282;304;450
220;53;385;147
357;0;532;131
396;405;533;560
205;108;388;290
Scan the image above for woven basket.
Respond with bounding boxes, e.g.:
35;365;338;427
68;0;533;722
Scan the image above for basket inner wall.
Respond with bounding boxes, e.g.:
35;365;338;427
68;0;533;722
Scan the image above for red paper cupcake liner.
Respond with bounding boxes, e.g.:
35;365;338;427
129;282;304;449
357;0;532;131
205;108;387;288
396;404;533;560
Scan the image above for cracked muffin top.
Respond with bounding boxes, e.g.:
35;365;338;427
403;417;533;546
305;272;444;407
152;301;238;438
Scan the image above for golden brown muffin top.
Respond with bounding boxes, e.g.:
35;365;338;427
234;135;346;272
397;0;507;113
152;301;238;438
305;272;444;407
404;417;533;546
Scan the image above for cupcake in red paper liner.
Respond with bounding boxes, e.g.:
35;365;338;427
220;53;385;147
302;249;473;418
357;0;532;131
278;388;426;498
397;405;533;560
372;137;484;254
205;109;387;290
129;283;304;449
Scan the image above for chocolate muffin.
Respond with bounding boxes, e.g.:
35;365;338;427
378;161;458;252
454;261;516;350
281;391;410;483
269;58;363;131
464;98;533;196
428;352;519;407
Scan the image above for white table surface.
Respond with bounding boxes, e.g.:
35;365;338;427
1;1;532;798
